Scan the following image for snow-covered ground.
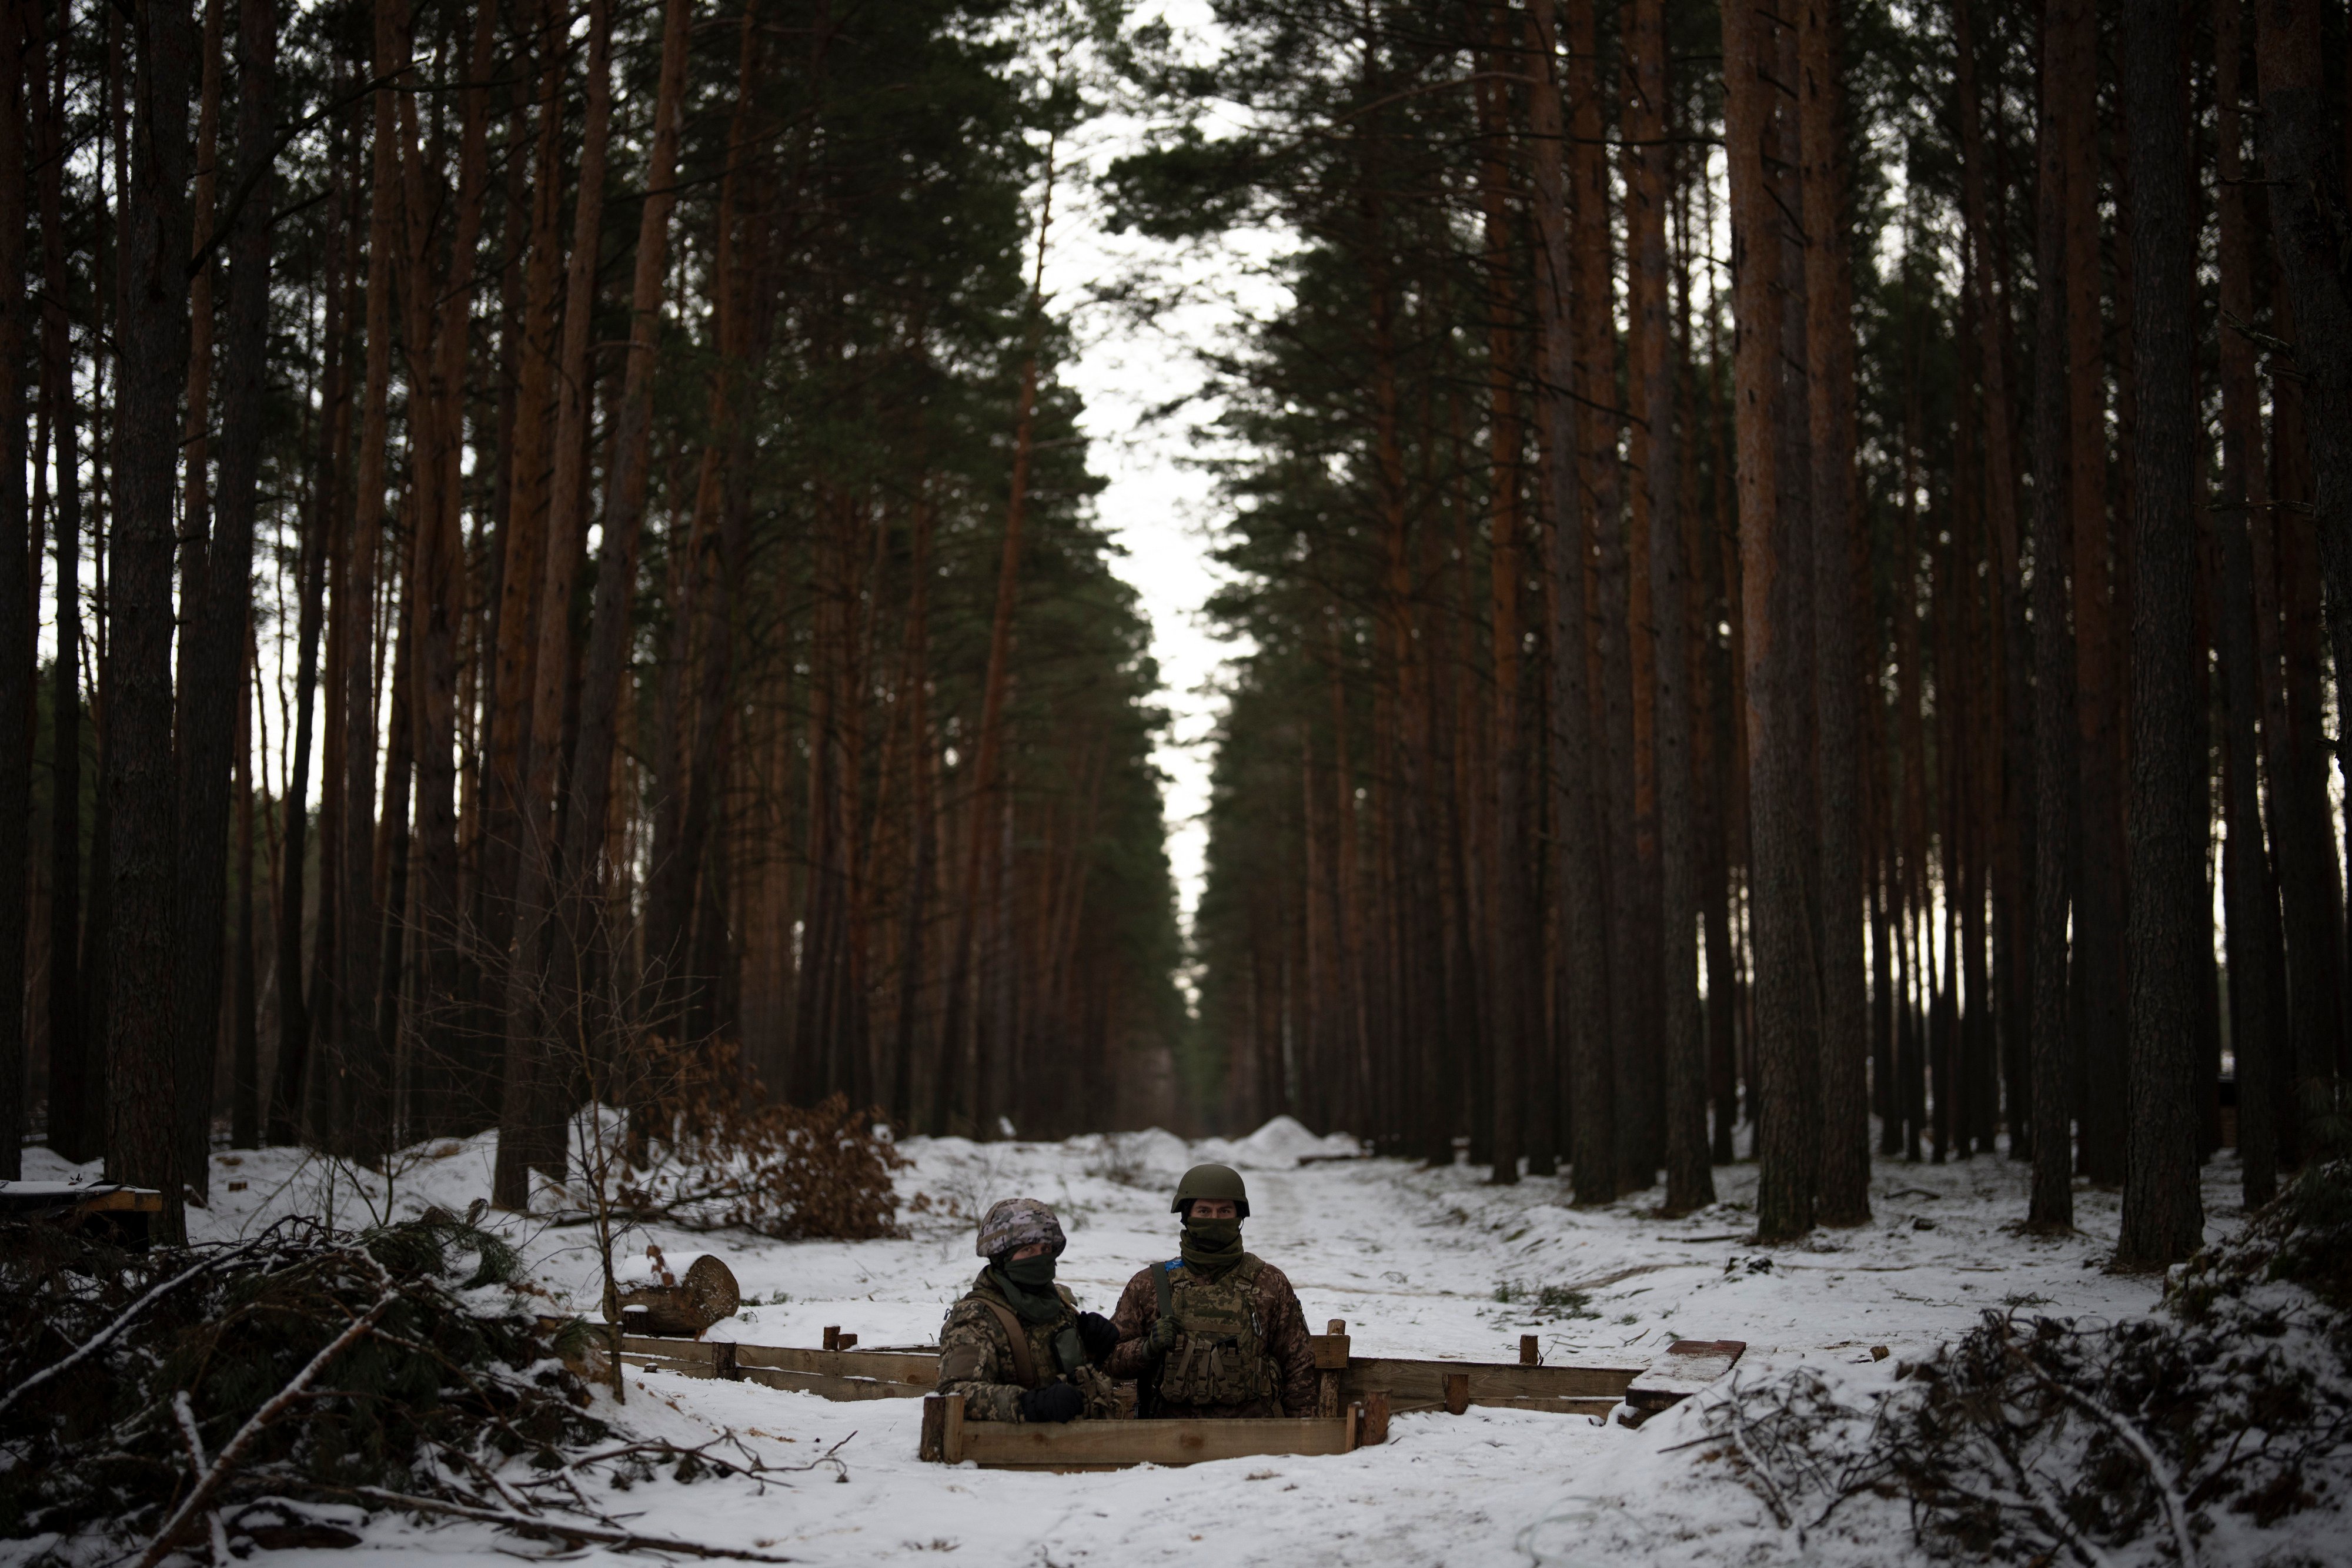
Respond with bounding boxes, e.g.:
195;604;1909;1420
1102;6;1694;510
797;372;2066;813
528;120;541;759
14;1122;2255;1566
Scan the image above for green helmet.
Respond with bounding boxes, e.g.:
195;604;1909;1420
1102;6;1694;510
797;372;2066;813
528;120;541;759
1172;1162;1250;1219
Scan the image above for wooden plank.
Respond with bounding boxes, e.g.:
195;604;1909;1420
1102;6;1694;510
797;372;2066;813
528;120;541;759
731;1343;937;1388
947;1416;1362;1471
1468;1395;1619;1417
920;1396;947;1462
1625;1339;1746;1413
1339;1356;1643;1405
740;1365;927;1402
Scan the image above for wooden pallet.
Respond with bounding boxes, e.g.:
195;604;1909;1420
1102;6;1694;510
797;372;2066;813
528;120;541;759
919;1391;1390;1470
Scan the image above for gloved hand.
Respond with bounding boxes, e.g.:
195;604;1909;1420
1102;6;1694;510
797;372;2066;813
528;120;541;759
1076;1312;1118;1360
1018;1380;1085;1424
1145;1312;1181;1358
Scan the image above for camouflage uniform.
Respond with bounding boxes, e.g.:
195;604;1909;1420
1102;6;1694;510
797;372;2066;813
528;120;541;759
1104;1253;1318;1418
936;1269;1126;1422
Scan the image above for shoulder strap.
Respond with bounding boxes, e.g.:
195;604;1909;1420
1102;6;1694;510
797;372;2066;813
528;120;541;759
1155;1259;1181;1326
981;1299;1038;1389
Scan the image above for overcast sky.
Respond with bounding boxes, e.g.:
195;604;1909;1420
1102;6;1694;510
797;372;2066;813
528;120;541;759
1037;0;1288;934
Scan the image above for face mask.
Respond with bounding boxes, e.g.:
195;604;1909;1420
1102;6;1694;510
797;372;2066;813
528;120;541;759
1003;1253;1058;1290
1181;1216;1244;1269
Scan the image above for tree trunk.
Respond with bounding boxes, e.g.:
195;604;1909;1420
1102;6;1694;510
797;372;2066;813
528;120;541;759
0;0;32;1178
170;0;275;1198
1800;0;1868;1225
39;0;93;1162
107;0;198;1239
336;0;409;1162
1621;0;1709;1212
2060;0;2126;1186
269;184;352;1146
1726;0;1819;1241
2027;0;2079;1228
2116;0;2205;1268
2254;0;2352;1128
2214;0;2283;1204
496;0;613;1199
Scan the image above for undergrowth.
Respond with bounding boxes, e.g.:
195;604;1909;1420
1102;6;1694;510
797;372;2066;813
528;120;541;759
1695;1158;2352;1564
0;1212;828;1564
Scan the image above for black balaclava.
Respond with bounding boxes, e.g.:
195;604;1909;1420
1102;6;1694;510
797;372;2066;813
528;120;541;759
991;1252;1065;1324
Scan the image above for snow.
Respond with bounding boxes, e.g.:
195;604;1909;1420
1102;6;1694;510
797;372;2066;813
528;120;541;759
11;1126;2264;1567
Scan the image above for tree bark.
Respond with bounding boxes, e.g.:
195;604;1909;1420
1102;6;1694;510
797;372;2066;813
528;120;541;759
107;0;198;1238
2254;0;2352;1127
2116;0;2204;1268
1726;0;1819;1241
0;0;33;1177
2213;0;2283;1205
1800;0;1867;1226
39;0;94;1162
2027;0;2079;1228
171;0;275;1197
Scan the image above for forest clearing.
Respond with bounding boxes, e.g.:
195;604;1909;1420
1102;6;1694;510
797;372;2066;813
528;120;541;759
18;1120;2340;1567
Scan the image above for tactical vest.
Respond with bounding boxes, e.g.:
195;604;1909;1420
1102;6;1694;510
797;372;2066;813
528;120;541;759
1152;1253;1279;1407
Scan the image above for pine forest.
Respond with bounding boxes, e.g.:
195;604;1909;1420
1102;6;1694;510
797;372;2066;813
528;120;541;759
1;0;2350;1272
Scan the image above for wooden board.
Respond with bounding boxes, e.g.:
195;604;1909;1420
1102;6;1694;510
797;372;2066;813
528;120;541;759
1339;1356;1644;1407
733;1343;937;1388
1624;1339;1746;1413
737;1365;930;1402
923;1394;1370;1470
610;1336;936;1398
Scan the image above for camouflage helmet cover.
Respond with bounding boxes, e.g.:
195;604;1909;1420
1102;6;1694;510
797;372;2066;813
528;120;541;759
1172;1162;1251;1218
975;1196;1067;1261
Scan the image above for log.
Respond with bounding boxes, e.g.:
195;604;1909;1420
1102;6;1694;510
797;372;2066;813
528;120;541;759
1519;1335;1539;1366
1360;1390;1389;1446
1444;1372;1469;1416
606;1255;740;1339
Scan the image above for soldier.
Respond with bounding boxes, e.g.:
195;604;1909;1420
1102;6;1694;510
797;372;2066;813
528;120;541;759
1104;1163;1318;1417
937;1197;1125;1423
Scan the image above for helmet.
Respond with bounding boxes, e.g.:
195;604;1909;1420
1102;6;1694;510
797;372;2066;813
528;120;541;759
1172;1162;1250;1219
975;1197;1067;1261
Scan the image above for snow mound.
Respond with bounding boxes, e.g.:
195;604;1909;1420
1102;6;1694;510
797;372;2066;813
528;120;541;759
1195;1115;1361;1169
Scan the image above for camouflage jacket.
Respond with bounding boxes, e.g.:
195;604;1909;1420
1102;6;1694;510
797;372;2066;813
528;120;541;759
1104;1253;1318;1418
936;1269;1125;1423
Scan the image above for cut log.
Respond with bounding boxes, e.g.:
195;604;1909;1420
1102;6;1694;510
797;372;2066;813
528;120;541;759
1623;1339;1746;1413
604;1255;740;1338
1444;1372;1469;1415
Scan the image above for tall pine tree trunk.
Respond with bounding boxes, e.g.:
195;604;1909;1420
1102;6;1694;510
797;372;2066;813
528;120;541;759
107;0;198;1237
1801;0;1868;1225
2117;0;2206;1266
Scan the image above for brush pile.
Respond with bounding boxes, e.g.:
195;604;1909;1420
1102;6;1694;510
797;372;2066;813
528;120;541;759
0;1212;829;1564
1695;1161;2352;1565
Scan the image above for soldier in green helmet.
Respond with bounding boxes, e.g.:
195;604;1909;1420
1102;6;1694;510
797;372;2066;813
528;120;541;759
1103;1164;1318;1418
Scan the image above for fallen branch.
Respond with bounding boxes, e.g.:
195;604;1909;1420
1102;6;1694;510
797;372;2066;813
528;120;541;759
132;1281;403;1568
0;1238;266;1418
2033;1370;2199;1568
326;1485;800;1562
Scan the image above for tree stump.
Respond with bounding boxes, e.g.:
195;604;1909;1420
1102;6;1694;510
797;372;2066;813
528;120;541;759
604;1253;741;1338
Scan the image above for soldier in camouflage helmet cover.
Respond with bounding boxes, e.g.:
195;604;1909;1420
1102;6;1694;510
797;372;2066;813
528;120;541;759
936;1198;1127;1423
1104;1164;1318;1418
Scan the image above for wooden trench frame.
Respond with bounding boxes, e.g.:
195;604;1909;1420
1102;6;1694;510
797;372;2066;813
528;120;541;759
592;1320;1745;1471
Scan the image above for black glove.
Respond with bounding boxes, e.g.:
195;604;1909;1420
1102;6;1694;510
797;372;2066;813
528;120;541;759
1076;1312;1118;1360
1018;1380;1085;1424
